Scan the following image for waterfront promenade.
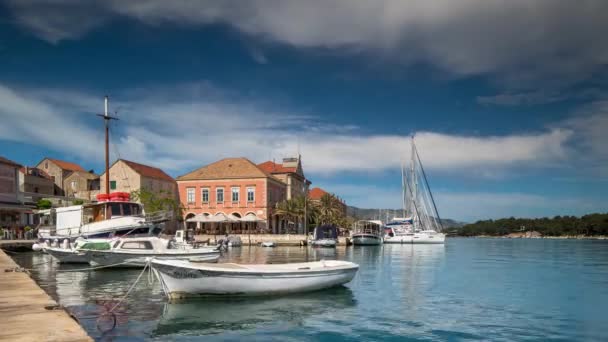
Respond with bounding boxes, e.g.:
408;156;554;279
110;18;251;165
0;247;91;341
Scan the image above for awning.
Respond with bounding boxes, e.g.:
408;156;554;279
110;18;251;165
241;213;265;222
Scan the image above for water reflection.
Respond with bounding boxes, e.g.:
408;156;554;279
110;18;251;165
153;287;356;337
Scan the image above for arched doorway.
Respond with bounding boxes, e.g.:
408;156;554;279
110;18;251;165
185;213;196;230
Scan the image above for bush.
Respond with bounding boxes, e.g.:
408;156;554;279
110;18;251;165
36;199;52;209
72;199;84;205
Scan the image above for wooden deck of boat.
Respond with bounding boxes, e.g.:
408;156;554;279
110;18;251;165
0;249;92;342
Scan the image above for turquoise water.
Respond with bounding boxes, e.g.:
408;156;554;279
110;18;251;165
12;238;608;341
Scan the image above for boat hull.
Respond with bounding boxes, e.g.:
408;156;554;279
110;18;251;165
385;233;446;244
152;260;358;299
352;234;383;245
311;239;337;248
44;247;89;264
87;250;220;268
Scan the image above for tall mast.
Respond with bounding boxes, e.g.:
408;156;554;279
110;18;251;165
401;159;406;218
97;96;118;195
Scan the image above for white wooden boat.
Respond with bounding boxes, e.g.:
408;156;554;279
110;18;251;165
311;239;337;247
83;236;220;268
260;241;275;247
351;220;383;245
152;259;359;299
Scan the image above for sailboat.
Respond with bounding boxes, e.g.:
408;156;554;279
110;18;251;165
384;137;445;244
33;97;169;249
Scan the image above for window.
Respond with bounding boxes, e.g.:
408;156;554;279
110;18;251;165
216;188;224;203
71;181;77;190
247;187;255;202
120;241;153;250
186;187;195;204
44;161;48;169
231;187;239;202
110;180;117;190
201;188;209;203
110;203;122;217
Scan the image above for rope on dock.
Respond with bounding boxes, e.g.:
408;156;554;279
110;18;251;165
96;259;153;333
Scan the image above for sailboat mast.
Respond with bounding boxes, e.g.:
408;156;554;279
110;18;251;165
97;96;118;196
104;96;110;196
401;160;406;218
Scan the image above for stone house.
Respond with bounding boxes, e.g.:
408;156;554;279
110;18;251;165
18;167;55;199
99;159;177;200
257;156;310;200
63;170;100;201
0;156;35;236
177;157;289;233
36;158;86;195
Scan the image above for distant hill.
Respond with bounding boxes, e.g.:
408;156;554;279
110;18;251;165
346;206;466;228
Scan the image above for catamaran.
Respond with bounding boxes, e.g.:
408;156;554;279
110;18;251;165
384;137;446;244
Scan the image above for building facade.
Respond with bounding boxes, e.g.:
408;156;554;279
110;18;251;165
36;158;86;195
18;167;55;199
63;170;100;201
0;157;34;238
177;158;288;233
99;159;177;200
257;156;310;200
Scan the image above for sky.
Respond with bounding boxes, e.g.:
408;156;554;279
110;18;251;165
0;1;607;222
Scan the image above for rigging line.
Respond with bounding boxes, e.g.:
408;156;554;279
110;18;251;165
414;142;444;231
109;120;132;192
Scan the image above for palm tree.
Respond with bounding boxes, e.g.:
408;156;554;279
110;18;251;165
315;193;343;225
275;198;299;233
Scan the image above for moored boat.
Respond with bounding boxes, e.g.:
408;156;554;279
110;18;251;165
351;220;384;245
82;234;220;268
152;259;359;299
43;238;112;264
310;225;338;247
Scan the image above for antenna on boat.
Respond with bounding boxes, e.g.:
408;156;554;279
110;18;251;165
97;96;119;196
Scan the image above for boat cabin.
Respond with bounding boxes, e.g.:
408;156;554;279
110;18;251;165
352;220;384;236
313;225;338;240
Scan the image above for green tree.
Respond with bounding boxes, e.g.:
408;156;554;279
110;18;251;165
130;188;183;221
72;199;84;205
315;193;344;226
36;199;52;209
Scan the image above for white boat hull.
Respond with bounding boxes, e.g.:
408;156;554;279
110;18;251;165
87;250;220;268
352;234;383;245
385;233;446;244
152;259;358;299
44;247;89;264
311;239;337;248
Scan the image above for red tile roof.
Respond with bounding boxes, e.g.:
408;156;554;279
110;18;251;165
257;160;297;174
121;159;174;182
48;158;85;172
178;158;273;181
309;187;329;200
0;156;21;167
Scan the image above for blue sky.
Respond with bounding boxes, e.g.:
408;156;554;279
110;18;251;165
1;1;607;221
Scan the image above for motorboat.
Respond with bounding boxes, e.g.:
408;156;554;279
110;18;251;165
151;259;359;299
351;220;384;245
82;232;221;268
43;238;103;264
310;225;338;247
261;241;275;247
33;192;168;249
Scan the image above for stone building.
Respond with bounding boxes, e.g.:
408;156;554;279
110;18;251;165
63;170;100;200
18;167;55;199
0;156;35;237
177;157;289;233
99;159;177;200
257;156;310;200
35;158;86;195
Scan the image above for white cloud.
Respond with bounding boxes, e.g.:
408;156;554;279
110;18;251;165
6;1;608;84
0;82;583;177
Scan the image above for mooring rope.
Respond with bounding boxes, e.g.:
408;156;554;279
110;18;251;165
96;259;154;333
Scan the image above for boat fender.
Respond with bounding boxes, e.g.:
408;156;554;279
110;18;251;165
32;243;42;252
